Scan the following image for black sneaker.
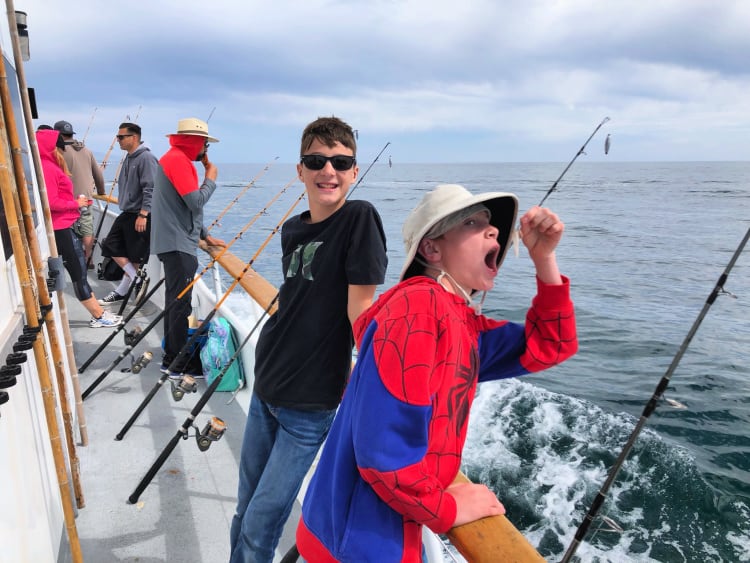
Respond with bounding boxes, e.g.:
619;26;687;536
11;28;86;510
98;291;125;306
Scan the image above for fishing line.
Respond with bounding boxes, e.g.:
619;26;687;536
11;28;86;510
82;106;97;143
538;117;610;207
561;226;750;562
512;117;610;256
206;156;279;232
348;141;390;200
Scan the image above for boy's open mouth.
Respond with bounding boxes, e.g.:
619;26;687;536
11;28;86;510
485;246;500;269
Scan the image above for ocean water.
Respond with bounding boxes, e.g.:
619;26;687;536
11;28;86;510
199;160;750;562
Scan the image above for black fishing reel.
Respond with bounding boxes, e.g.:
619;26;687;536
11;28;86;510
194;417;226;452
170;374;198;401
123;326;143;347
46;268;59;292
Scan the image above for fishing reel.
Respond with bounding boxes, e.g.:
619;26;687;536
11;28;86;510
193;416;226;452
170;374;198;401
130;351;153;374
124;326;143;347
46;268;59;292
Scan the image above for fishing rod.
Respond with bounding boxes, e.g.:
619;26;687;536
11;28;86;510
115;182;304;440
561;226;750;562
0;11;83;557
128;292;279;503
99;106;141;171
81;178;298;400
77;277;165;374
82;106;97;143
510;118;610;257
538;117;610;207
206;156;279;232
115;259;149;317
349;141;390;199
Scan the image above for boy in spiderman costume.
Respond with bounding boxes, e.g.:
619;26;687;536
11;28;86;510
296;183;578;562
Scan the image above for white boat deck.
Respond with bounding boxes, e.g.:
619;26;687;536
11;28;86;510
60;273;299;563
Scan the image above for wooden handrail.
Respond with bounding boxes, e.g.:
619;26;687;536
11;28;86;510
447;472;545;562
92;193;118;205
198;242;279;316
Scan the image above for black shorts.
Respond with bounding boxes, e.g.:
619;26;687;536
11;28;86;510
100;211;150;263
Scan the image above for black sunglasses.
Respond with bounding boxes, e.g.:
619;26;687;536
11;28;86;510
300;154;356;172
116;134;134;140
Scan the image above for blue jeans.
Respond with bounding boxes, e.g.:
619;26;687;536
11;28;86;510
229;393;336;563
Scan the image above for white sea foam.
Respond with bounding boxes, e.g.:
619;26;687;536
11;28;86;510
461;378;729;562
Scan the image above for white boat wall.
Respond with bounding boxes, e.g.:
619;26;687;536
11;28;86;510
0;6;78;562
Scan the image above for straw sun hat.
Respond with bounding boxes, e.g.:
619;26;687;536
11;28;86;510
400;184;518;282
166;117;219;143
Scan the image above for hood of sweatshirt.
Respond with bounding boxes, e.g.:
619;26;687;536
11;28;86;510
64;139;86;151
36;129;62;164
168;134;206;161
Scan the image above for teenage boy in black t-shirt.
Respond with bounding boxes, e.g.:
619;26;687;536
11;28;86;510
229;116;388;563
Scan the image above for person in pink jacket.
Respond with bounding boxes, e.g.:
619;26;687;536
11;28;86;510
36;127;121;328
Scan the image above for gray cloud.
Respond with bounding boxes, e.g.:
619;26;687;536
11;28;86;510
16;0;750;162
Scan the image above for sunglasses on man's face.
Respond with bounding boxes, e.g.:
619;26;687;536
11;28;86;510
116;134;134;140
300;154;356;172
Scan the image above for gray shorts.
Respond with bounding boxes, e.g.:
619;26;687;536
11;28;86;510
72;205;94;237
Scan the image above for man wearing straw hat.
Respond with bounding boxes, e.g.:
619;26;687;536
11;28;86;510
150;117;224;377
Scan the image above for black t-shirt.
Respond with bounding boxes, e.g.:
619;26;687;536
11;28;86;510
254;200;388;410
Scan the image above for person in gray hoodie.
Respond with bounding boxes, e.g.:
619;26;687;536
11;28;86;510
54;120;105;262
98;122;158;305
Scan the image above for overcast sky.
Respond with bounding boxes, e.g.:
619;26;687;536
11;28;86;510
10;0;750;164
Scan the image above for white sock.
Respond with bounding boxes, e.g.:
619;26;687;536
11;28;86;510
115;276;131;295
123;262;138;280
115;263;137;295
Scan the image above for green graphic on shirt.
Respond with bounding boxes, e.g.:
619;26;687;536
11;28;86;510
286;241;323;281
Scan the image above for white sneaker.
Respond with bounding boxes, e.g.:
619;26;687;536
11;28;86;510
90;310;123;328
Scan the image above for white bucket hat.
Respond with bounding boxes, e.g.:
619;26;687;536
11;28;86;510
400;184;518;281
166;117;219;143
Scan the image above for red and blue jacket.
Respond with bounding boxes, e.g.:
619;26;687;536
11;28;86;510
297;275;577;562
